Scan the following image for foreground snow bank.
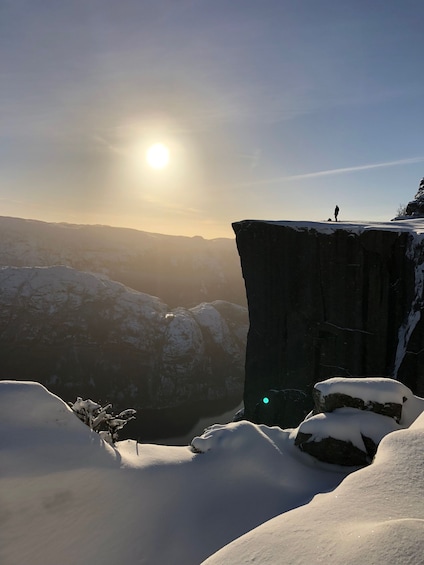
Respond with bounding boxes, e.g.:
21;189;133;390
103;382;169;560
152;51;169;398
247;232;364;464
3;378;424;565
202;412;424;565
1;381;349;565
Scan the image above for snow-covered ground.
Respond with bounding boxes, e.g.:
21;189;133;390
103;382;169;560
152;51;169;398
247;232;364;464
2;379;424;565
204;414;424;565
257;218;424;236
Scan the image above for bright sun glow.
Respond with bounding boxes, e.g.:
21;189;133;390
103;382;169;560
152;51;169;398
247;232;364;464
146;143;170;170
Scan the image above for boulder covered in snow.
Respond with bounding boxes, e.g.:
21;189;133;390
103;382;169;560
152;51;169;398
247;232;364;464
312;377;412;423
294;377;424;466
295;409;401;466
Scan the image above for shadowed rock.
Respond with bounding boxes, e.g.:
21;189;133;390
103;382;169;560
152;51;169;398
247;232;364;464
233;219;424;422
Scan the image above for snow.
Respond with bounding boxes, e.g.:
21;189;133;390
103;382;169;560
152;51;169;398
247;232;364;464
296;409;401;452
2;378;424;565
191;302;229;346
315;376;424;427
204;413;424;565
1;381;348;565
316;376;411;404
256;218;424;237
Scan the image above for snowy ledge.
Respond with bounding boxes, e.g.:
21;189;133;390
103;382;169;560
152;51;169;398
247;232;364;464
234;218;424;237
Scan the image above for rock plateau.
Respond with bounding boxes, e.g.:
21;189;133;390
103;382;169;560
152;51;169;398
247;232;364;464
234;219;424;426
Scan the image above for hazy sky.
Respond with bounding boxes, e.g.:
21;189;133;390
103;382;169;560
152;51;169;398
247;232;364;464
2;0;424;238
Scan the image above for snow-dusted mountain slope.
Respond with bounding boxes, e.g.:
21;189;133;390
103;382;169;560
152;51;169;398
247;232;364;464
0;266;248;413
0;216;245;307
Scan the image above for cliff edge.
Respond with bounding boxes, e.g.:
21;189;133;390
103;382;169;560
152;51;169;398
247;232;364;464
233;219;424;426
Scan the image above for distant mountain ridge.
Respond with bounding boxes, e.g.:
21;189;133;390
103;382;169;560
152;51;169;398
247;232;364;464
0;216;246;308
0;217;248;439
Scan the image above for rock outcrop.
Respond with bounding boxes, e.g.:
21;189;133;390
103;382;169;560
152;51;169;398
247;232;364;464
0;266;248;414
293;377;424;466
234;219;424;426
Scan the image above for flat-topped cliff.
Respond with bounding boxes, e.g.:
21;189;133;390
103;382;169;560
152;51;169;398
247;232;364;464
233;219;424;426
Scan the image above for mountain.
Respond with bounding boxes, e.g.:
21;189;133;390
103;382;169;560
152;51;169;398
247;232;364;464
0;217;249;440
0;216;246;308
0;265;248;439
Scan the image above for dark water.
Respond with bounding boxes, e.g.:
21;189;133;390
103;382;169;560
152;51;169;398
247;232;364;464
121;396;243;446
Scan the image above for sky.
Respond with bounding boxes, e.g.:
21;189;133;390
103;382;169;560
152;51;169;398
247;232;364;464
2;0;424;239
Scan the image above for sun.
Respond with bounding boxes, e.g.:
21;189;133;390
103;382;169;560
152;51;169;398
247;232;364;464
146;143;170;170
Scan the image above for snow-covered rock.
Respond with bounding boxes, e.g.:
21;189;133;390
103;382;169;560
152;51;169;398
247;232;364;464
313;376;424;425
202;411;424;565
293;377;424;466
0;266;248;413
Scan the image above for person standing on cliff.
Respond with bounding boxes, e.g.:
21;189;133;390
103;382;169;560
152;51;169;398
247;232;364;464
334;205;340;221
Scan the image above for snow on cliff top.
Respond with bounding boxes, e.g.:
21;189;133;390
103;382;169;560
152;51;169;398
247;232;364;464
237;218;424;237
3;379;424;565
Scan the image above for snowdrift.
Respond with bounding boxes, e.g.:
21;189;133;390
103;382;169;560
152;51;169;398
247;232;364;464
2;378;424;565
203;411;424;565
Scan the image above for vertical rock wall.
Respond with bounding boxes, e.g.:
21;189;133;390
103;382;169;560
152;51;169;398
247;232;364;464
233;220;424;424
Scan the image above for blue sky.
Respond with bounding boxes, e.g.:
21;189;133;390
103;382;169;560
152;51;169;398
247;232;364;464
1;0;424;238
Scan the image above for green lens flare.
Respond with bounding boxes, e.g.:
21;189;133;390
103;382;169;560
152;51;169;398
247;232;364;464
262;396;270;404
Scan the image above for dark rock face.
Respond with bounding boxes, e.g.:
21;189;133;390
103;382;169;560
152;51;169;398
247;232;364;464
253;388;310;428
0;266;248;414
294;431;376;467
312;389;403;423
233;220;424;425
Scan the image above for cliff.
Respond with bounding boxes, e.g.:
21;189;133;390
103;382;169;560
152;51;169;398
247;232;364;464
233;219;424;426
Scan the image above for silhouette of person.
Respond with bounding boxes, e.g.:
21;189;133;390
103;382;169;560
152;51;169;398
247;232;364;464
334;205;339;222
